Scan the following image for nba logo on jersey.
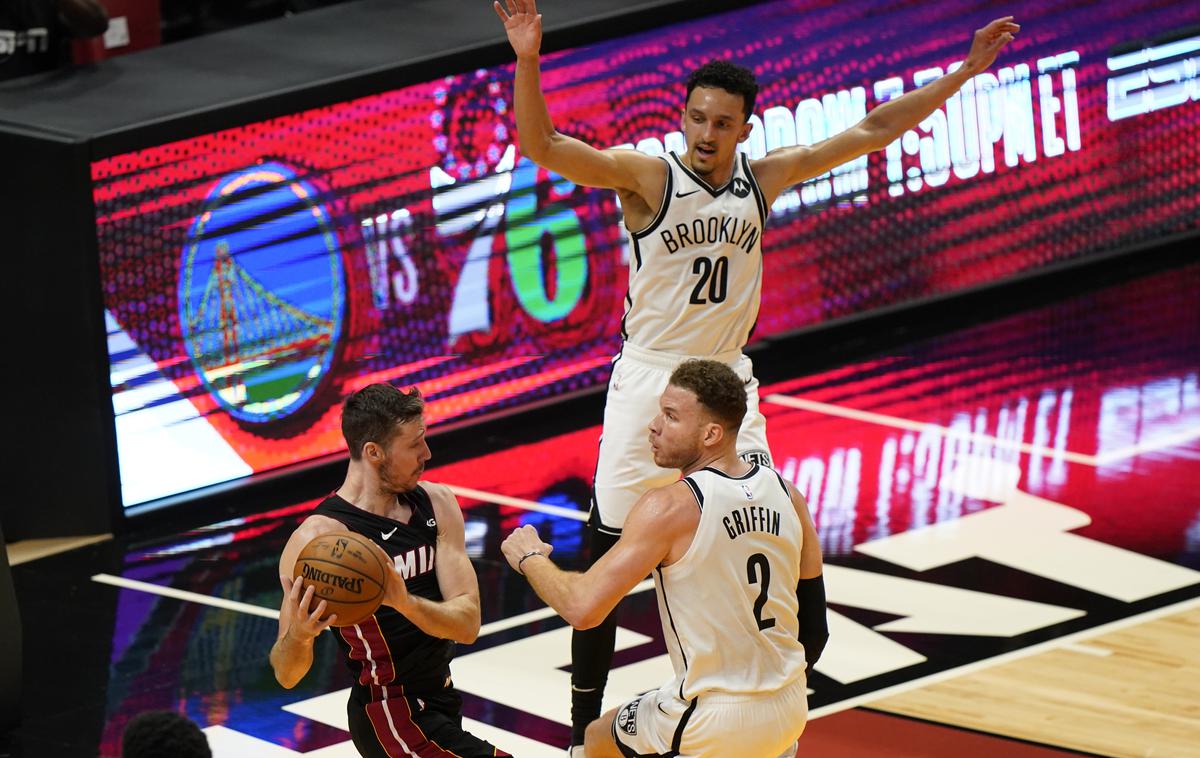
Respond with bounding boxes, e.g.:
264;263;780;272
741;484;754;500
616;697;641;735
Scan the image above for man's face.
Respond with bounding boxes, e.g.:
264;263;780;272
680;86;752;178
648;384;712;470
372;416;431;493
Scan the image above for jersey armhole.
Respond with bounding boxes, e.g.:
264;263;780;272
772;470;791;498
629;156;674;239
681;477;704;511
742;152;769;227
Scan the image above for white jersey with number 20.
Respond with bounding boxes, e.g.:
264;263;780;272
621;151;767;356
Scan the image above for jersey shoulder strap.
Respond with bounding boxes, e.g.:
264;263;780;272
630;153;675;240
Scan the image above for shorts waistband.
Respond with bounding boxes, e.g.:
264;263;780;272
698;675;807;705
354;675;453;703
619;341;744;369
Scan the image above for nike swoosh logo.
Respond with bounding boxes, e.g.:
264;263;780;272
657;702;669;715
675;189;701;198
381;527;397;540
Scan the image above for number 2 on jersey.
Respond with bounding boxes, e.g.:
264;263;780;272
746;552;776;631
689;255;728;304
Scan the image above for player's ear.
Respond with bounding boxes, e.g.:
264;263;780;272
738;119;753;143
364;441;380;460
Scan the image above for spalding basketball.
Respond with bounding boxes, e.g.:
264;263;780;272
293;532;387;627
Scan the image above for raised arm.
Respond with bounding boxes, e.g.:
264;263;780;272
494;0;663;196
501;485;697;629
753;16;1020;203
372;483;482;644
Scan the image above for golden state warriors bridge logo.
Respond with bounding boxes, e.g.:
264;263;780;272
179;162;345;423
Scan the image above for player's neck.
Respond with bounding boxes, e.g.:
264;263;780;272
338;465;404;517
680;448;750;478
683;151;735;189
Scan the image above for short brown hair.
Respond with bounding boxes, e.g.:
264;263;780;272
341;383;424;459
668;359;747;432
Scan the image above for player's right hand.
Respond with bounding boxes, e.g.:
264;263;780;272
279;575;336;641
494;0;542;58
961;17;1020;75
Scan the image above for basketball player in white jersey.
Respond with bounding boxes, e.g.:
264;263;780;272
493;0;1019;747
502;360;826;756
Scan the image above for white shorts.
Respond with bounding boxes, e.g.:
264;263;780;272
611;678;807;758
592;341;771;534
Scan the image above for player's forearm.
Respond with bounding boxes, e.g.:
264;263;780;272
796;575;829;670
521;555;607;629
270;631;315;689
860;66;973;151
514;54;559;163
400;593;481;644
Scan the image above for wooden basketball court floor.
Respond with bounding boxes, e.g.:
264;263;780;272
7;260;1200;757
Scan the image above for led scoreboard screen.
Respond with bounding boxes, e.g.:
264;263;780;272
95;0;1200;510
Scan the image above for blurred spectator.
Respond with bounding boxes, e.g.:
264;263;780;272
0;0;107;80
121;711;211;758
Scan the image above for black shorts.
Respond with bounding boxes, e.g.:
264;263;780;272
346;686;509;757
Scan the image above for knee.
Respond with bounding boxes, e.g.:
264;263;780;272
584;711;619;757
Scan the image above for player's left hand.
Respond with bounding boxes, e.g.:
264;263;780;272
961;17;1020;75
365;541;412;613
501;525;554;573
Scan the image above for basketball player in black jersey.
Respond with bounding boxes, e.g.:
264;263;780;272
270;383;510;758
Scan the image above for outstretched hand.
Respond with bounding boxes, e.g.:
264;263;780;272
494;0;542;59
961;17;1020;75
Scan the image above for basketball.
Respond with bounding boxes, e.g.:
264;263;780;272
293;532;388;627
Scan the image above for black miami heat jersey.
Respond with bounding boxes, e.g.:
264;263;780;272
314;489;452;696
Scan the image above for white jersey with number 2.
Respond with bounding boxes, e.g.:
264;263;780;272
622;151;767;355
656;464;808;700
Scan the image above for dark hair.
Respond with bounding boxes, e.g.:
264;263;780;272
341;383;425;460
669;359;747;432
121;711;211;758
685;60;759;121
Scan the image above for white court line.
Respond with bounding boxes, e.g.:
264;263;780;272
447;484;589;521
764;394;1100;465
1093;425;1200;465
89;570;655;637
810;594;1200;720
1061;642;1113;657
92;483;589;620
477;579;654;636
92;573;280;619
